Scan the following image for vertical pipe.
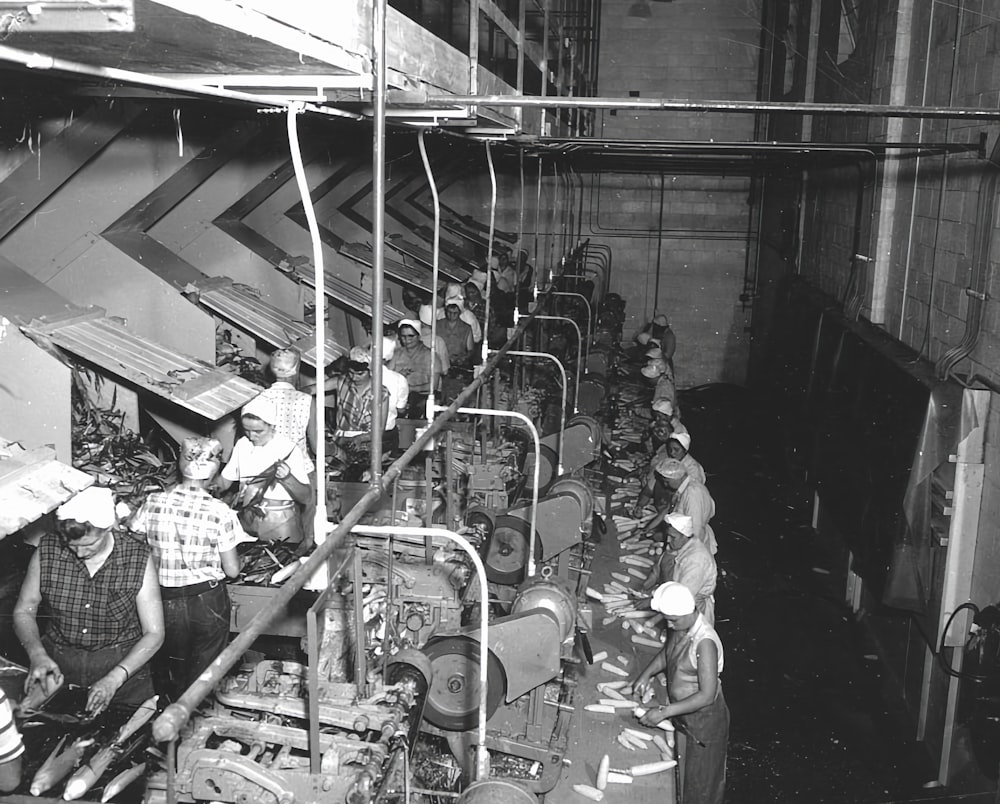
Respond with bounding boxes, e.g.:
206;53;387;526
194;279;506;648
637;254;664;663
416;130;441;422
652;172;665;312
482;140;498;365
500;350;567;473
534;314;583;412
286;105;329;573
369;0;387;481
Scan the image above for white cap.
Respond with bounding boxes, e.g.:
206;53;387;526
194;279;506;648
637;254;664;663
652;398;674;417
243;395;279;425
269;347;301;379
57;486;116;529
651;581;695;616
418;304;434;326
653;456;687;481
381;336;396;362
669;431;691;451
665;512;694;538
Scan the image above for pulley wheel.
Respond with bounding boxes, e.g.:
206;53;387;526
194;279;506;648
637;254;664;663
548;476;594;523
523;444;558;496
480;515;542;585
566;414;602;445
458;780;539;804
422;635;505;731
465;506;496;542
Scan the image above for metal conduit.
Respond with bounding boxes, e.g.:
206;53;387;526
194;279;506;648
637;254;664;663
369;0;388;480
425;94;1000;120
352;525;490;781
551;291;593;360
531;314;584;411
416;130;441;423
482;141;498;366
286;106;330;556
435;406;541;579
152;288;553;744
499;350;568;474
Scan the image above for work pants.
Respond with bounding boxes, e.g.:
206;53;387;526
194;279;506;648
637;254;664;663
677;688;729;804
43;637;154;709
156;581;231;703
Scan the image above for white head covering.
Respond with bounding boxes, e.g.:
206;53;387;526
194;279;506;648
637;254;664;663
665;512;694;538
653;456;687;481
470;269;489;292
641;361;665;379
243;395;279;426
380;336;396;362
652;314;669;327
651;581;695;616
418;304;434;327
646;347;663;360
636;332;652;346
669;431;692;451
397;319;421;336
57;486;116;529
652;398;674;417
444;282;465;300
444;296;464;311
269;347;301;379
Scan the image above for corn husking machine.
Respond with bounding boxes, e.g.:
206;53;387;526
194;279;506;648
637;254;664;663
145;369;608;801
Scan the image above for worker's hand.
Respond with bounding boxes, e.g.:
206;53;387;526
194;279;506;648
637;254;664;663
639;704;671;728
26;656;63;697
274;461;290;480
86;669;125;717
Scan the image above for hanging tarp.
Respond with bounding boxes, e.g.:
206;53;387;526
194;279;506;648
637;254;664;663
22;308;262;420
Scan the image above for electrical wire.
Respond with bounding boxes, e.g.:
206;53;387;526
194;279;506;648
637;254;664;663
937;602;991;683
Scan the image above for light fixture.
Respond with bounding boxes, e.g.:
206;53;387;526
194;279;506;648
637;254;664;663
627;0;651;17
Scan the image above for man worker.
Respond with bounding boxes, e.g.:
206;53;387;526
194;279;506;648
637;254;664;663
129;437;246;701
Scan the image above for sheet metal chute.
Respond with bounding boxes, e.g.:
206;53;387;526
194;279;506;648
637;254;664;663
521;414;602;494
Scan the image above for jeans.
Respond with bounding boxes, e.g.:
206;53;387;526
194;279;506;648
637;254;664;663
155;582;231;702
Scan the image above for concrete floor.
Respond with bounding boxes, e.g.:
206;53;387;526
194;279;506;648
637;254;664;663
676;383;998;804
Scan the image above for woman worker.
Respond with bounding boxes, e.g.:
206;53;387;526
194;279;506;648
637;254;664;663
13;486;164;716
388;318;444;419
631;581;729;804
221;395;312;551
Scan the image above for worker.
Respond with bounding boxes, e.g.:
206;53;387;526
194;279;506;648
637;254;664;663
258;347;317;473
328;347;391;478
258;347;318;541
375;335;409;456
643;457;717;555
436;282;483;345
221;395;312;550
129;437;245;702
13;486;164;716
647;313;677;375
667;431;706;485
642;513;717;625
416;304;451;375
0;688;23;793
632;582;729;804
465;273;488;336
389;319;445;419
632;420;677;514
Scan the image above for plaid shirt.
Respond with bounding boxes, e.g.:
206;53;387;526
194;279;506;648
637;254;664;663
0;689;24;764
37;532;147;650
131;485;244;588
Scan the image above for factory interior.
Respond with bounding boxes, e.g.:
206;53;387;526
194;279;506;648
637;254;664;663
2;0;1000;802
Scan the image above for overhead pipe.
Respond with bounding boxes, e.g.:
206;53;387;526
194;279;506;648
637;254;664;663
0;44;364;119
498;350;568;473
435;406;541;578
369;0;388;480
423;93;1000;120
353;525;490;781
152;286;555;745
